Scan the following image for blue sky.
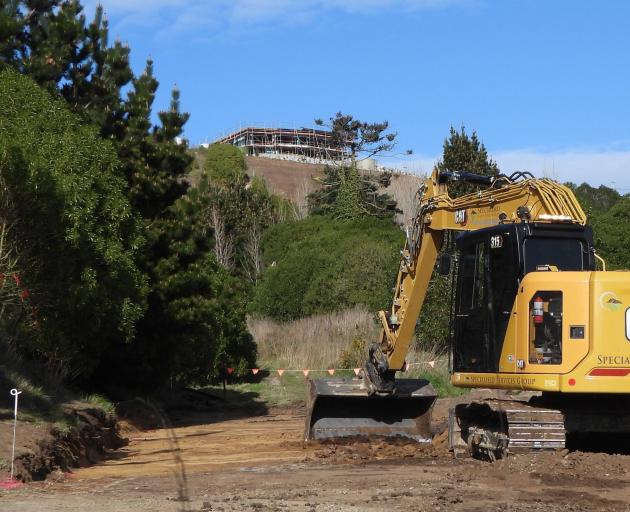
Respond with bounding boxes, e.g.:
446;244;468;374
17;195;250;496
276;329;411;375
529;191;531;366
83;0;630;189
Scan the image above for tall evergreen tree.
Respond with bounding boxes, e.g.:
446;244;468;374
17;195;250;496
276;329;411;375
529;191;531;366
308;164;398;220
436;126;499;196
308;112;401;220
149;86;190;215
62;4;133;140
0;0;23;68
2;0;259;389
119;59;159;216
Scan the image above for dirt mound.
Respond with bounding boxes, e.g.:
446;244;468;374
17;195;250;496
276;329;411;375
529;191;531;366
10;402;125;482
307;433;451;464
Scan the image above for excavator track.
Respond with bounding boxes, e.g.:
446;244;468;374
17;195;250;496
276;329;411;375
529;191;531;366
449;399;566;459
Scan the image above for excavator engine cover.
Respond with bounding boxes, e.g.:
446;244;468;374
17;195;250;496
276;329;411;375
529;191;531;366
305;377;437;442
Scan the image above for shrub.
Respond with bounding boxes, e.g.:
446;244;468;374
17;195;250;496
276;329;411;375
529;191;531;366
0;70;146;375
250;216;403;320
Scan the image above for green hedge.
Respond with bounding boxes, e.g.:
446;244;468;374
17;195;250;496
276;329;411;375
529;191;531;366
251;216;403;320
0;69;146;374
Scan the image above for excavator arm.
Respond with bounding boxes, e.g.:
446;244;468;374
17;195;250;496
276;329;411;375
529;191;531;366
305;168;586;442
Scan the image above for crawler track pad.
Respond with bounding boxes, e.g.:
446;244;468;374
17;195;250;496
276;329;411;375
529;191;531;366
305;378;437;443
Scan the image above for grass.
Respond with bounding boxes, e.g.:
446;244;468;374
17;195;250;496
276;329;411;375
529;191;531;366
211;308;468;407
0;338;115;430
249;306;380;371
213;372;309;407
81;394;116;415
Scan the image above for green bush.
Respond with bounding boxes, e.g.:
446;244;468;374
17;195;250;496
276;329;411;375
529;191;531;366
0;70;146;375
569;182;630;270
251;216;403;320
203;144;247;185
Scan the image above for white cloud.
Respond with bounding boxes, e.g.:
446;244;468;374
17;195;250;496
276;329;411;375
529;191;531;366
493;149;630;190
391;148;630;191
82;0;468;34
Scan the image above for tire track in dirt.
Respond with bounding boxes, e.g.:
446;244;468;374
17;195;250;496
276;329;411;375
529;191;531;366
3;401;630;511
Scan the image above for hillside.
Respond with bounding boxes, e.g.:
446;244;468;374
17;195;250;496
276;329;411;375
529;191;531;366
192;150;425;224
245;157;324;214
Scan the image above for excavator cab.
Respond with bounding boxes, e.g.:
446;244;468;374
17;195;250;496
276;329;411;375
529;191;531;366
451;222;594;374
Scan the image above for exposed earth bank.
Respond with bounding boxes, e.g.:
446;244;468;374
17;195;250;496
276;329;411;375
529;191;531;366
0;402;125;483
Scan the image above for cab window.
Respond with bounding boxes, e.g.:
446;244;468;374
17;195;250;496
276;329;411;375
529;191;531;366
523;238;584;274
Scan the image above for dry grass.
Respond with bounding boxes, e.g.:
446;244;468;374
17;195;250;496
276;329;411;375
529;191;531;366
248;307;447;371
248;307;379;370
247;308;463;397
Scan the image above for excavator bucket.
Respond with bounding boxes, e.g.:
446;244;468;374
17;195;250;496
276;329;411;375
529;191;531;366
305;377;437;443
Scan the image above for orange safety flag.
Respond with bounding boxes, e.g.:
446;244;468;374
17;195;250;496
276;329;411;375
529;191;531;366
277;369;285;377
428;361;435;368
353;368;361;376
252;368;259;375
327;369;335;376
302;369;310;378
227;367;234;375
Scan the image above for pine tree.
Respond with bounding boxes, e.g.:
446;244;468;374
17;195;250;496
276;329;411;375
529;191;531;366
308;165;399;220
309;113;401;220
0;0;23;69
149;86;191;215
436;126;499;196
65;5;133;140
119;59;159;216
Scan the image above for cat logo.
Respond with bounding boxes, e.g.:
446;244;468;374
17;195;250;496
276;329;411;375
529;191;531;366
454;209;467;225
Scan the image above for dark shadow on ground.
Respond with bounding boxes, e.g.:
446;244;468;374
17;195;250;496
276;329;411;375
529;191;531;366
567;433;630;455
116;386;269;431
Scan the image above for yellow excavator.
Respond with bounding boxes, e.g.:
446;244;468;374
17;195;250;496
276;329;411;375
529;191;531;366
305;168;630;457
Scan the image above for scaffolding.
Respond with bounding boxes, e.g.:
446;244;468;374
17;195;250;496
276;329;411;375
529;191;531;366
213;127;348;164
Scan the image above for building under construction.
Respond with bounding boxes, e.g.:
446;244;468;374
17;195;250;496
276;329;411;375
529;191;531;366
213;127;348;164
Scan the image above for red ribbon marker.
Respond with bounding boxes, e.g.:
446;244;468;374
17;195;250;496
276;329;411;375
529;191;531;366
226;367;234;375
0;478;22;490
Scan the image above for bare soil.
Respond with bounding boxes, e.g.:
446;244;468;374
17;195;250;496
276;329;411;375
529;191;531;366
2;396;630;511
245;156;323;201
0;402;125;482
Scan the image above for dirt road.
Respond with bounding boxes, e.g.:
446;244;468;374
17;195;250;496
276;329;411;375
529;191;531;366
2;401;630;511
